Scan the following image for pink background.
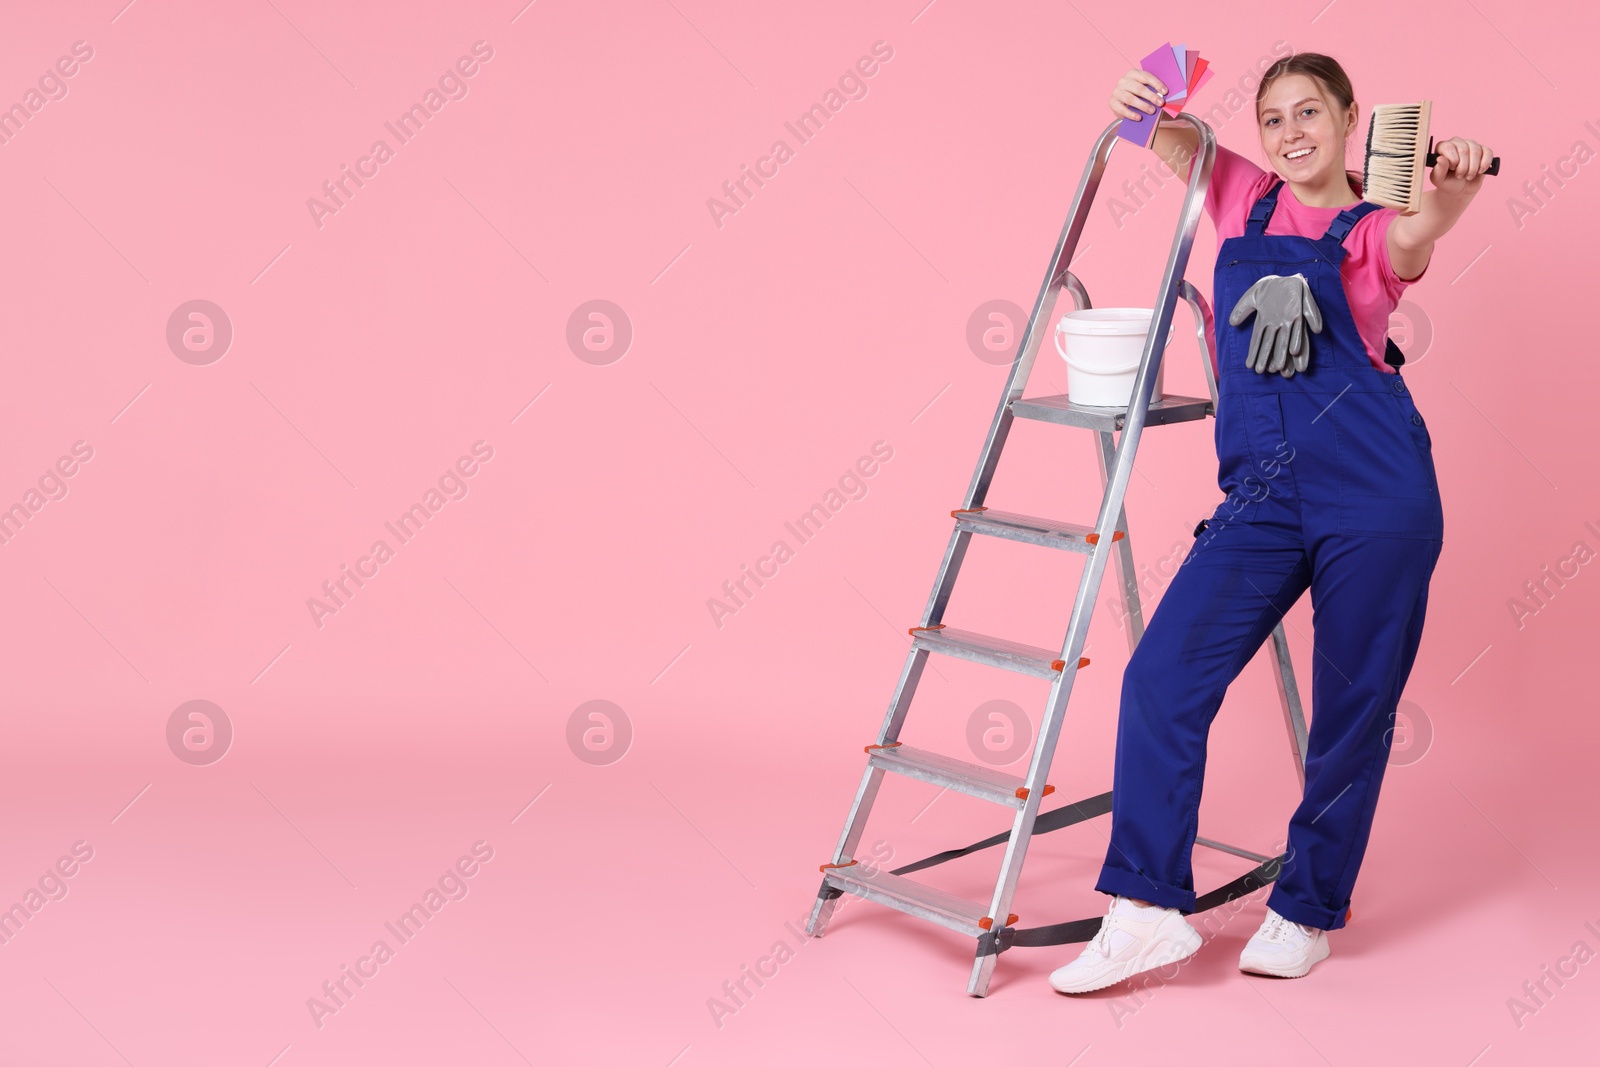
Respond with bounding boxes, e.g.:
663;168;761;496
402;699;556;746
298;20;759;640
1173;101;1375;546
2;1;1596;1063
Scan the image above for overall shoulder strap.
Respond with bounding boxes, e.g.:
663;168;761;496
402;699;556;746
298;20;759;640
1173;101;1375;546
1244;180;1285;236
1324;199;1383;245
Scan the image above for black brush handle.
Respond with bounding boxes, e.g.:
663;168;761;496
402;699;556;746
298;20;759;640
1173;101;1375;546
1425;135;1500;175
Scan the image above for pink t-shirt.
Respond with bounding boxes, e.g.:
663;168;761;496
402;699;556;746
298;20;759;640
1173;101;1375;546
1199;144;1427;375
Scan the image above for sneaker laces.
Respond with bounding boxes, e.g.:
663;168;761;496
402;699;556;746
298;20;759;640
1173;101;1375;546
1260;911;1313;944
1087;898;1121;956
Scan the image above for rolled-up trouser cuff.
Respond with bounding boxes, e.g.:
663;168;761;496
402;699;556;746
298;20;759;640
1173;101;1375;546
1094;862;1196;914
1266;884;1348;931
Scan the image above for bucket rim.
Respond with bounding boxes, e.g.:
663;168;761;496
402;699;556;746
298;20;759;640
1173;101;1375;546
1057;308;1160;336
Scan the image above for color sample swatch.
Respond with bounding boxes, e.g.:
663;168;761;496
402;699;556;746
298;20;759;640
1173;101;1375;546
1116;42;1215;148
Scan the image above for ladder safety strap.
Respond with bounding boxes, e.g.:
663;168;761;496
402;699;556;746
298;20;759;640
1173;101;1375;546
885;790;1287;951
998;855;1285;950
887;792;1114;877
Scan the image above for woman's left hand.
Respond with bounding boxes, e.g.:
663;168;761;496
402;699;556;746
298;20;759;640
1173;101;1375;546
1429;135;1494;195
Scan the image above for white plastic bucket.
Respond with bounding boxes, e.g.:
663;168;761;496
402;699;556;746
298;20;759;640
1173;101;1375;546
1053;308;1172;407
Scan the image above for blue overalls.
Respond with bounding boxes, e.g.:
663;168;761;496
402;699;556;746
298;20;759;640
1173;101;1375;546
1093;179;1444;930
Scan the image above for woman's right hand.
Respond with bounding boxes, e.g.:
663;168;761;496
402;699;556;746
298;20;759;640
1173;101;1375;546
1110;69;1167;121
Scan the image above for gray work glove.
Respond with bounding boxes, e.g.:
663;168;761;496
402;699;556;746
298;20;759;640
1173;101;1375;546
1228;273;1322;377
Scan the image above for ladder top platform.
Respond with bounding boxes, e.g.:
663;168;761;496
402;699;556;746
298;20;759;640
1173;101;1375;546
1011;392;1214;432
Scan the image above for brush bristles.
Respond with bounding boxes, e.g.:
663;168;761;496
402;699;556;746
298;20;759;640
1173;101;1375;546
1363;100;1432;214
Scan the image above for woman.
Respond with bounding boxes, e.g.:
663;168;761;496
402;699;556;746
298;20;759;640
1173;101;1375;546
1049;53;1493;994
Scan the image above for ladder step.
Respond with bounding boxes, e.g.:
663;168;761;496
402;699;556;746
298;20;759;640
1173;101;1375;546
1010;392;1212;431
864;742;1055;807
821;860;1009;938
909;625;1087;680
951;506;1121;554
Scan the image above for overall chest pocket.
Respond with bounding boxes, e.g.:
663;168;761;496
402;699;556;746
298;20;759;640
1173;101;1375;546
1216;258;1338;364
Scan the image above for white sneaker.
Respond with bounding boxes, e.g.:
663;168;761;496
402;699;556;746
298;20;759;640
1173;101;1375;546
1048;895;1203;994
1238;908;1331;978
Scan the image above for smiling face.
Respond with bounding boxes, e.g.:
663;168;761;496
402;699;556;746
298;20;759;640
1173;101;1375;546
1256;73;1358;187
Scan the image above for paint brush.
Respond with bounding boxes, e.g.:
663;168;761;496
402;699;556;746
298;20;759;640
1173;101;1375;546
1362;99;1500;214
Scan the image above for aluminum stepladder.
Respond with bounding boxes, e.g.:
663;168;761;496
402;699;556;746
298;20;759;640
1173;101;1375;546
805;113;1312;997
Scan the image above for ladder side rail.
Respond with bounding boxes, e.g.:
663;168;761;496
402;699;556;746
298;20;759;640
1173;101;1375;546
967;115;1216;997
1269;624;1310;788
1042;116;1216;701
1178;280;1219;410
1027;113;1215;796
1061;271;1091;315
811;230;1114;916
825;129;1129;945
